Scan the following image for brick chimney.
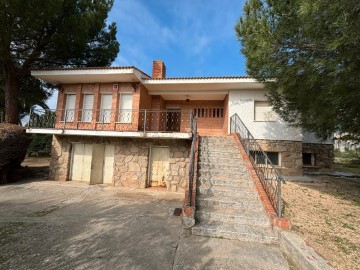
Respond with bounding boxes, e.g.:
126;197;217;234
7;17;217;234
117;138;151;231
152;60;166;78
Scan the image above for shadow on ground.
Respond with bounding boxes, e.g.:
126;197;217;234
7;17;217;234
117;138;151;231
0;181;216;270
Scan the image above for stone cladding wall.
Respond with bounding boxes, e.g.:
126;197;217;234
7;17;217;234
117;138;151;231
50;135;190;191
256;140;303;176
302;143;334;173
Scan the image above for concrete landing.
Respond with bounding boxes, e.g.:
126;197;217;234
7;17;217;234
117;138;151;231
174;234;289;270
0;174;290;270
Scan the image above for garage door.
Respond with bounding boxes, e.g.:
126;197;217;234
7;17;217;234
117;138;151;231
71;143;114;184
71;143;93;182
90;144;105;185
103;145;115;184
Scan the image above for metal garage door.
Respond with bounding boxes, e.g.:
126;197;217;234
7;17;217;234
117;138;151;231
71;143;114;184
71;143;93;182
103;145;114;184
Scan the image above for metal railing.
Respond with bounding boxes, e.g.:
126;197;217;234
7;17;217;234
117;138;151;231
230;113;285;217
193;107;224;118
28;108;193;133
187;116;198;207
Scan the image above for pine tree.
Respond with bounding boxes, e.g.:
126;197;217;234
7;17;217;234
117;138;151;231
236;0;360;140
0;0;119;123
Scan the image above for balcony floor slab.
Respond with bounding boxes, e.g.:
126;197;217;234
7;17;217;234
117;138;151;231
26;128;192;139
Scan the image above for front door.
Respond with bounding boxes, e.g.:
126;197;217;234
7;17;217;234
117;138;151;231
149;147;170;187
166;109;181;132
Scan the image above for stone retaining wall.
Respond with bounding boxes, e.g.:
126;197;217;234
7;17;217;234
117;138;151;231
50;135;190;191
302;143;334;173
256;140;303;176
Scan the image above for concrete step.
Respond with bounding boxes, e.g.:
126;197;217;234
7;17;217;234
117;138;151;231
198;144;239;151
197;178;254;188
197;192;260;206
198;162;245;170
197;156;244;165
197;186;259;199
199;151;242;159
195;210;270;227
194;203;266;220
196;197;263;211
191;222;277;244
198;169;248;179
200;136;234;142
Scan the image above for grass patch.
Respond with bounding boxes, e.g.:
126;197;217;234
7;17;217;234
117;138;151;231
335;163;360;175
334;236;359;255
324;216;332;227
342;223;355;231
351;200;360;207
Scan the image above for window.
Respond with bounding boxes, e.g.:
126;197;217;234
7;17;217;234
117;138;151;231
81;94;94;122
118;93;133;123
303;153;315;166
250;151;280;166
100;94;112;123
254;101;276;121
64;94;76;122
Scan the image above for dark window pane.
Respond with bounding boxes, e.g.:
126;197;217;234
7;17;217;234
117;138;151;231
267;152;279;165
303;153;312;165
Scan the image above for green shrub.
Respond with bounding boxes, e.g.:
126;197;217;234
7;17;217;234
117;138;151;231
27;134;52;155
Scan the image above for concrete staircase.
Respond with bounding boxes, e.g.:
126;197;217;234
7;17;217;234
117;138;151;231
192;136;277;244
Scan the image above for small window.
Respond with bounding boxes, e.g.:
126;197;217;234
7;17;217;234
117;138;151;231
303;153;315;166
267;152;280;165
250;151;280;166
254;101;276;121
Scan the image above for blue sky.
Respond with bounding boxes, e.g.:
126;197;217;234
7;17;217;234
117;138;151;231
109;0;247;76
47;0;247;108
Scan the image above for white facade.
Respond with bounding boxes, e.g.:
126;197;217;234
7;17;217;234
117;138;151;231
228;89;332;144
302;131;333;145
229;89;301;141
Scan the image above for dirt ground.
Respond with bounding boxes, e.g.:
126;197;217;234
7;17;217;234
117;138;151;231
282;176;360;270
22;157;51;168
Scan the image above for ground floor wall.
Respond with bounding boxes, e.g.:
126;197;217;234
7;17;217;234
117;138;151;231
256;140;303;176
256;140;334;176
50;135;191;191
302;143;334;173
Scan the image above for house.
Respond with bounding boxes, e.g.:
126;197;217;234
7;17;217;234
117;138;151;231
28;60;334;193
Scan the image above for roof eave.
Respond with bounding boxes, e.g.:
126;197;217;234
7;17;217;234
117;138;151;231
31;68;146;84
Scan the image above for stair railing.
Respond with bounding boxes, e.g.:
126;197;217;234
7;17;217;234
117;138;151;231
187;113;198;207
230;113;285;217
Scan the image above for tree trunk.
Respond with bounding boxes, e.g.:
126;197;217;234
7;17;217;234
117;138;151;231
4;69;19;124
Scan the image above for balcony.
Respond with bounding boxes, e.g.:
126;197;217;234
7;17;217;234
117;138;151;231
26;109;193;139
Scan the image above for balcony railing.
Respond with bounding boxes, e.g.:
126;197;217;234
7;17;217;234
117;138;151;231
230;113;285;217
28;109;193;133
